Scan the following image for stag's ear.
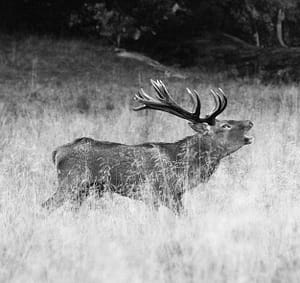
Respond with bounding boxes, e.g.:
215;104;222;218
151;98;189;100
188;122;210;134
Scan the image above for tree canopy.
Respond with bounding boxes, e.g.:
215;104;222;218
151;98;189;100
1;0;300;46
1;0;300;61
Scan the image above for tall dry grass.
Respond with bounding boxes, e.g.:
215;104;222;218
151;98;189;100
0;36;299;283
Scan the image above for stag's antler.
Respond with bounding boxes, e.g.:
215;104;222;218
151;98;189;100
133;80;227;125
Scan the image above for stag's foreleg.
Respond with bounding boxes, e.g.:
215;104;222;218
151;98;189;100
168;191;184;215
155;183;185;215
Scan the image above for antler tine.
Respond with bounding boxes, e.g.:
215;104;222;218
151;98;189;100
217;88;227;112
150;79;165;100
214;88;227;114
207;88;227;119
133;88;155;111
193;90;201;117
186;88;201;117
151;79;175;103
208;89;222;116
133;104;147;111
135;88;153;101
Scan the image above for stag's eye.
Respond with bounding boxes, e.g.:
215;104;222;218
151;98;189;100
221;124;231;129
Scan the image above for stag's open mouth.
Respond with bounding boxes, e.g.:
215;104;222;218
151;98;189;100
244;128;254;144
244;136;254;144
243;121;254;144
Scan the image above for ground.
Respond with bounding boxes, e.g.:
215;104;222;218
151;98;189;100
0;35;299;283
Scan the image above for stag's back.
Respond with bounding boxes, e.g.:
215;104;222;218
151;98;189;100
53;137;178;190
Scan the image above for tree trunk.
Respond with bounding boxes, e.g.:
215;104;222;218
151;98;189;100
276;9;288;48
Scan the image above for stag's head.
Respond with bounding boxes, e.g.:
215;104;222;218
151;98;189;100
134;80;253;155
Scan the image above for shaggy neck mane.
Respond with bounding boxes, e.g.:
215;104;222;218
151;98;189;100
173;133;225;184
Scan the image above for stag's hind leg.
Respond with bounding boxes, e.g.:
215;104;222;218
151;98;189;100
42;181;107;211
42;187;69;211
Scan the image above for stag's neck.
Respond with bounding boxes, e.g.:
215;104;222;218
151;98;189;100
176;133;224;157
173;134;225;184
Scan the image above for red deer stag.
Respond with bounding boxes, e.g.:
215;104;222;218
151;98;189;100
42;80;253;213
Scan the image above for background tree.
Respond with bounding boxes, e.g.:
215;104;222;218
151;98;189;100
1;0;300;47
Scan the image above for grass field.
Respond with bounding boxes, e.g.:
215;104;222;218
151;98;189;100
0;35;299;283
